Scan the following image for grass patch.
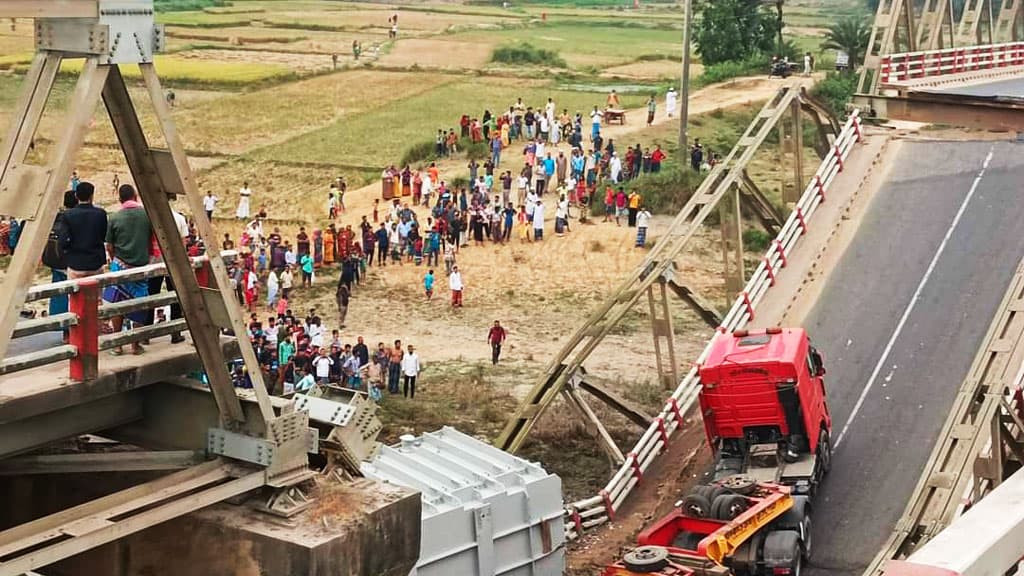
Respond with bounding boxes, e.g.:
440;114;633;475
57;55;293;88
157;10;254;27
453;22;682;66
742;228;772;253
377;362;518;443
155;0;228;12
255;79;645;167
491;42;567;68
89;70;449;157
810;71;857;118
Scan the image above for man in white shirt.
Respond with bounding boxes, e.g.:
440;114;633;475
202;192;218;221
449;265;463;308
532;199;545;241
636;207;652;248
280;265;294;299
312;348;333;384
589;106;603;142
236;182;252;220
517;175;529;207
400;344;421;398
266;268;279;310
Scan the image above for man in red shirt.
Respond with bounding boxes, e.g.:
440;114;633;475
650;145;666;173
488;320;507;365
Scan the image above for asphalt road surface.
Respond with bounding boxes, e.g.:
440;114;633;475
803;140;1024;575
929;76;1024;97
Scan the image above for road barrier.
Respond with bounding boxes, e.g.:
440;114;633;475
1;251;236;380
564;110;863;540
880;42;1024;85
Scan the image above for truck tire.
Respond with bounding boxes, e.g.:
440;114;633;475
681;493;712;518
706;485;729;503
818;428;832;475
773;496;812;560
763;530;803;576
622;546;670;572
712;493;749;520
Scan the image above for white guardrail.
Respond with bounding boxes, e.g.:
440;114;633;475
880;42;1024;85
564;109;864;540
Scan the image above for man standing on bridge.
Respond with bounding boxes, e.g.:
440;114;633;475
105;185;151;356
62;182;106;281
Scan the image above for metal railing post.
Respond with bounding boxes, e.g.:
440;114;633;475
68;278;99;381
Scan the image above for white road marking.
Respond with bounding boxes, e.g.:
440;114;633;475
834;145;995;449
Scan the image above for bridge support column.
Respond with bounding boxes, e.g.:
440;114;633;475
719;188;745;303
0;471;421;576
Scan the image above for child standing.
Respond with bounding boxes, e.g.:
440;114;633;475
424;269;435;300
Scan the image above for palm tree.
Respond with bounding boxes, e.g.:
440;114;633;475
822;17;871;71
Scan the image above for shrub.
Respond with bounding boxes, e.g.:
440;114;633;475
742;228;772;253
399;140;437;167
811;71;857;118
491;42;567;68
463;140;489;162
697;54;769;87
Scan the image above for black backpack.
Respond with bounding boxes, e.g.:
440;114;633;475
41;212;69;269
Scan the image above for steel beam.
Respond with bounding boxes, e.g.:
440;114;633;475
102;65;247;427
0;451;205;475
854;91;1024;131
0;1;99;19
576;373;654;429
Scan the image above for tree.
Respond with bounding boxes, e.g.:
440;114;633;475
822;16;871;70
694;0;777;66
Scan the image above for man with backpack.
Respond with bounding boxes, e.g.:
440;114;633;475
42;190;79;342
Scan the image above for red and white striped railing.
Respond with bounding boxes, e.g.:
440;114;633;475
880;42;1024;85
563;110;864;541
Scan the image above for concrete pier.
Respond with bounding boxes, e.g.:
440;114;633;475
1;474;420;576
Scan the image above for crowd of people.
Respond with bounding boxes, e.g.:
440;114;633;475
29;88;684;405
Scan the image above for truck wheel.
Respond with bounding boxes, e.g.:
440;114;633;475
712;494;749;520
800;514;812;560
622;546;670;572
773;496;812;560
706;485;729;503
818;429;832;474
763;530;803;576
681;493;712;518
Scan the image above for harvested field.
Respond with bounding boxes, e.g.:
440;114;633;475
602;59;702;81
377;38;494;69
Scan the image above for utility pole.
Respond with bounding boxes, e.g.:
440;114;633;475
678;0;693;161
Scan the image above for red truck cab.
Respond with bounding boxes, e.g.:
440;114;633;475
698;328;832;494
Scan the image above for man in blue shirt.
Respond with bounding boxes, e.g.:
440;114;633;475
423;269;435;300
491;134;502;168
502;203;515;243
543;154;556;197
